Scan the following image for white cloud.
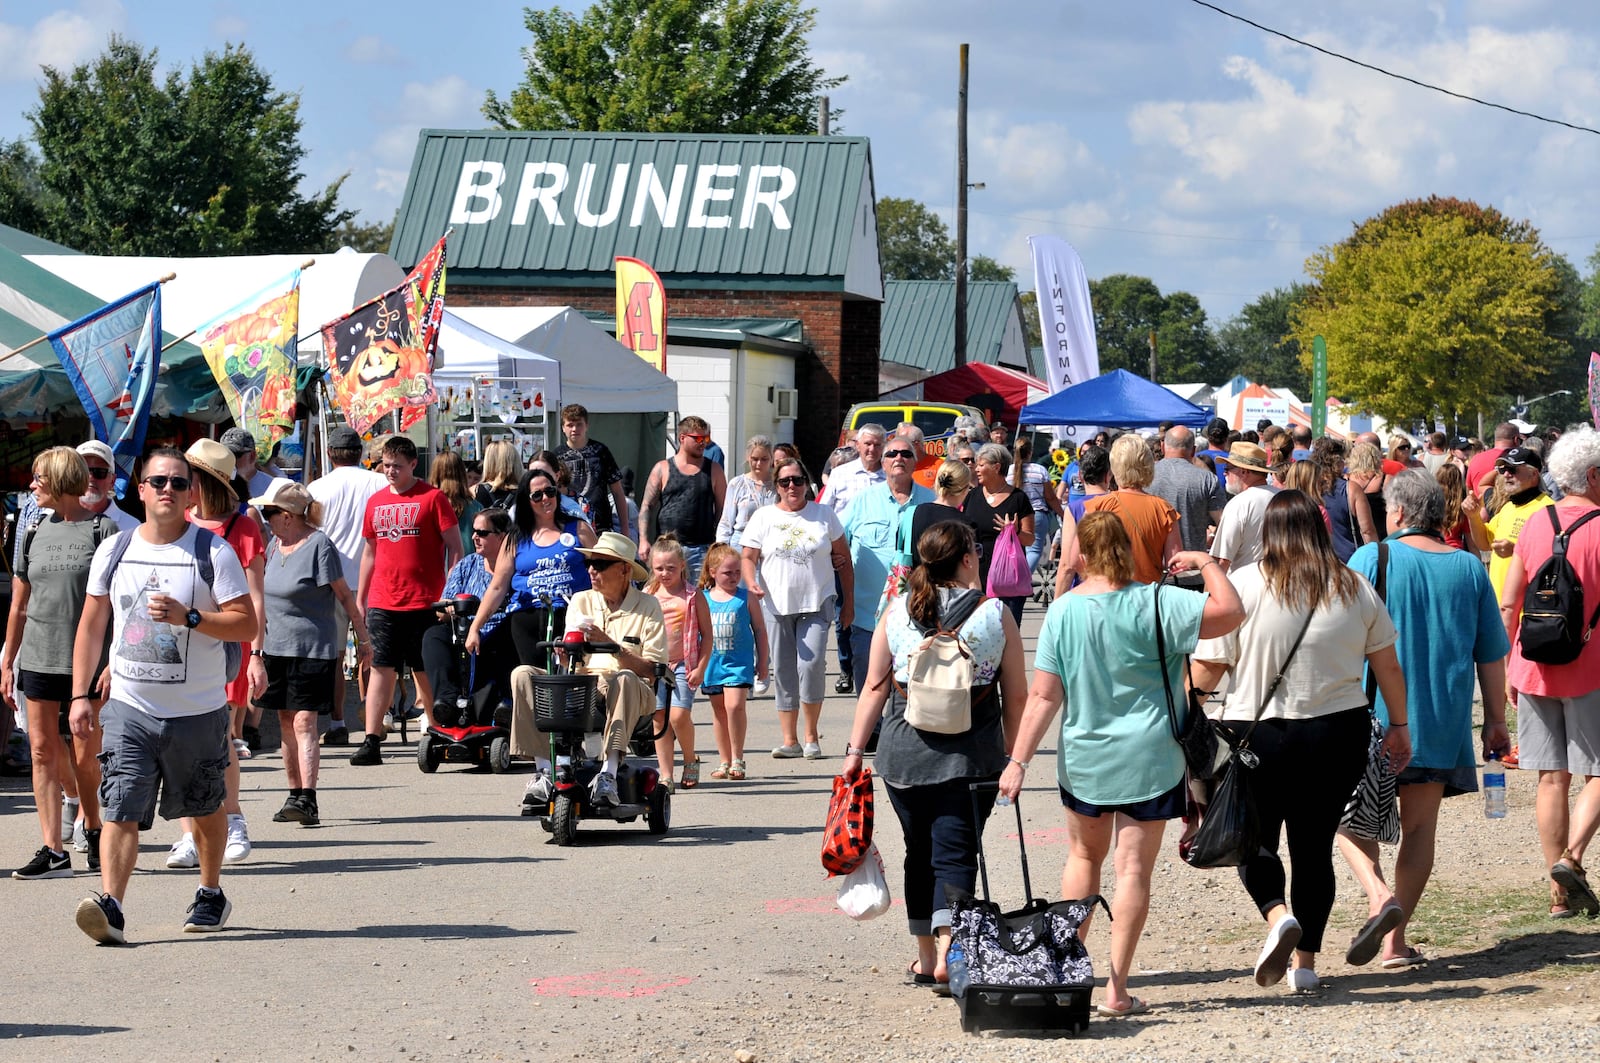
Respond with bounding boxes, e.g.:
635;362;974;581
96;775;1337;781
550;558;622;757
346;35;398;65
347;75;480;213
0;2;121;81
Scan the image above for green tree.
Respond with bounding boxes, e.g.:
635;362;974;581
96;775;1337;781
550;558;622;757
485;0;844;134
0;138;48;237
331;212;396;254
1089;274;1218;381
1292;198;1566;427
968;255;1013;282
28;37;349;255
877;196;955;280
1213;284;1311;393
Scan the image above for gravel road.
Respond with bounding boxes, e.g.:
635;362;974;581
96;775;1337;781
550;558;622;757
1;602;1596;1061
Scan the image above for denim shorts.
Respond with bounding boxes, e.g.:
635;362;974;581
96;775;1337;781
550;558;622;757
1395;763;1477;798
97;701;231;828
656;661;694;712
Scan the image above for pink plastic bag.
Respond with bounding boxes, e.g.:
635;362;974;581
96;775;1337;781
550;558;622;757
986;522;1032;598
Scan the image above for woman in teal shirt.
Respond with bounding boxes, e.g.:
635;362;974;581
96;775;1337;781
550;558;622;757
1001;512;1242;1018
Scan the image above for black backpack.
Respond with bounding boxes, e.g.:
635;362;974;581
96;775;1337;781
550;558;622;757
1519;508;1600;665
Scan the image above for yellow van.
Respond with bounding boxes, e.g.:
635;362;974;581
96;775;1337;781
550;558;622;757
839;401;985;487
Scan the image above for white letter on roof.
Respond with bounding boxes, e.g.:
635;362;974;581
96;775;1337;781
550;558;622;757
575;163;628;227
687;164;739;229
739;165;797;230
449;161;505;224
629;163;688;227
512;162;568;226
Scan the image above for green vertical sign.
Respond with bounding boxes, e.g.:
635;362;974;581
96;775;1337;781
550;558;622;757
1311;335;1328;437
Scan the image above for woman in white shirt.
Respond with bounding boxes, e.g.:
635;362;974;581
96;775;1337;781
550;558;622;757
741;457;853;759
716;435;777;551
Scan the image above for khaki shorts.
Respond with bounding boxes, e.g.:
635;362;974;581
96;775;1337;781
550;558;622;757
1517;690;1600;777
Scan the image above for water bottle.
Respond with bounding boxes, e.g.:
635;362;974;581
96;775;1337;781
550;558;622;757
946;938;970;997
1483;753;1507;819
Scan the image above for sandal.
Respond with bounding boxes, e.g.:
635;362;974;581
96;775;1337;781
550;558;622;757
1551;851;1599;916
681;759;701;789
710;762;731;780
729;759;747;780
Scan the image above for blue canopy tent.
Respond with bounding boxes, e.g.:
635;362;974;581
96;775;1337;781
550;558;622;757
1019;368;1210;429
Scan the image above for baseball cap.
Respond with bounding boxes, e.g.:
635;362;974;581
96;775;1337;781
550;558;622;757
1496;446;1544;472
327;426;361;451
219;427;255;456
77;440;115;468
1451;436;1473;452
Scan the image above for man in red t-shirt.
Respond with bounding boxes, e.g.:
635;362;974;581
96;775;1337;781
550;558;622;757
349;436;463;766
1468;422;1521;500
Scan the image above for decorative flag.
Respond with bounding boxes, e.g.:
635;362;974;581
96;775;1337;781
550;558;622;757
1589;351;1599;430
197;270;301;462
1029;236;1100;393
48;283;161;498
615;256;667;373
323;234;447;434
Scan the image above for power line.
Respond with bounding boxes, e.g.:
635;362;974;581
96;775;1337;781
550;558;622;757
1188;0;1600;137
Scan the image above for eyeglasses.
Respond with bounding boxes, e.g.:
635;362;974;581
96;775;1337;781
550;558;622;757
683;433;710;443
528;488;558;501
86;466;112;480
586;557;622;573
143;475;191;492
883;449;916;460
776;476;807;488
471;527;497;538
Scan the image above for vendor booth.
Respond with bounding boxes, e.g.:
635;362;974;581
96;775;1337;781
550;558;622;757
879;361;1049;429
1019;368;1211;433
431;310;562;463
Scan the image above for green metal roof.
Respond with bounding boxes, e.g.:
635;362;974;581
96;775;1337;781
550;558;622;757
880;280;1023;372
0;222;79;256
391;130;877;288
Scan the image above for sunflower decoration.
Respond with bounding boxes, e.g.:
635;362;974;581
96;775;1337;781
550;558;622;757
1051;447;1071;469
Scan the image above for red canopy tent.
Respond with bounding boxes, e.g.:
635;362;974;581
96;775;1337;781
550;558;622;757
880;362;1048;428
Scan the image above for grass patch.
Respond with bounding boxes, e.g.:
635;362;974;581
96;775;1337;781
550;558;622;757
1408;883;1558;949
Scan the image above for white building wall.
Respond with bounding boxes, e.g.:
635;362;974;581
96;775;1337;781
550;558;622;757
739;350;798;452
662;343;798;459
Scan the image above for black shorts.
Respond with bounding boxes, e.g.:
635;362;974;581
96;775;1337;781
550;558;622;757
1060;779;1187;821
19;669;74;705
255;655;340;715
367;607;435;670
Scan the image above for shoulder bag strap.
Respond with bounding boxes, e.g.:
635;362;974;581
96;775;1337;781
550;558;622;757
1363;543;1389;706
1238;605;1315;748
1154;577;1183;743
1553;508;1600;634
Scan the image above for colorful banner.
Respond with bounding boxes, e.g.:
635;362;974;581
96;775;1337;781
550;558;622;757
1029;235;1100;394
615;256;667;373
197;270;301;462
48;283;161;498
322;236;446;434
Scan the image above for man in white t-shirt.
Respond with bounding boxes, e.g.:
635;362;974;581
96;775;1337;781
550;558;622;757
1211;441;1280;573
307;426;386;745
69;447;254;945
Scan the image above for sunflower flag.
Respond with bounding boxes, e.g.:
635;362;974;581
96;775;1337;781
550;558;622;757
322;234;447;434
196;270;302;462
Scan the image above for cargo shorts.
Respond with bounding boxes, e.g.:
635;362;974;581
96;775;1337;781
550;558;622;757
97;700;231;829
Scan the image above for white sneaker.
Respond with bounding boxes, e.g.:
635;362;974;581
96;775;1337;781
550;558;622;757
224;815;251;863
523;772;555;806
166;833;199;869
1286;967;1320;993
380;712;395;736
1254;915;1303;987
589;771;619;807
802;741;822;759
771;743;803;759
71;818;89;853
753;678;769;697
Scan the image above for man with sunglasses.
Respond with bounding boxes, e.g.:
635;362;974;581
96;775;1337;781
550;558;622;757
638;415;726;584
820;423;887;694
69;447;256;943
842;432;933;694
1486;446;1553;603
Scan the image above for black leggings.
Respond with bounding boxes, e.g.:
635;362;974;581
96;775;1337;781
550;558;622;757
1236;707;1369;954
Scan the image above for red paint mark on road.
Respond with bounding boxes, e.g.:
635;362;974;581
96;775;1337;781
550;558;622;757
1006;828;1071;845
764;896;905;915
530;969;694;998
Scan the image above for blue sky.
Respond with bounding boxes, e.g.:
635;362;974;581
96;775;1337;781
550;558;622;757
2;0;1598;324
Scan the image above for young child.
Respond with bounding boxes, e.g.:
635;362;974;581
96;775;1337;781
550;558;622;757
646;536;707;789
693;543;767;781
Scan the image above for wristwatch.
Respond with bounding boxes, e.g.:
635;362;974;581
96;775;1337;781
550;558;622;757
184;608;202;629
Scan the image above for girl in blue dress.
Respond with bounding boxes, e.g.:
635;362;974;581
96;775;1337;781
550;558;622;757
693;544;767;781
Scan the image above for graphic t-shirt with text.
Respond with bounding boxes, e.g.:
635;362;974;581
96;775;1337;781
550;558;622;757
362;480;458;610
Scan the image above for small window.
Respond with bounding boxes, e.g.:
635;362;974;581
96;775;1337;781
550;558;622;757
854;410;896;433
911;409;960;438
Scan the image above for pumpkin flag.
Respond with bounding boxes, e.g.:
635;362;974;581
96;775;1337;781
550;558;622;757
323;234;447;433
196;270;301;462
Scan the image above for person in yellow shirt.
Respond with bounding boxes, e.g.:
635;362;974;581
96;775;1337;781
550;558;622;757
1487;447;1554;602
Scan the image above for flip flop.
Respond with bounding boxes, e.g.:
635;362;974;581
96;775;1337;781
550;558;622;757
1550;903;1576;920
1551;857;1600;917
1380;947;1427;969
905;961;935;987
1346;901;1406;967
1096;997;1150;1018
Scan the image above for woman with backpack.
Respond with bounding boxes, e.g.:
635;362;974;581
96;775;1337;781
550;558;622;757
1002;512;1242;1017
841;520;1027;991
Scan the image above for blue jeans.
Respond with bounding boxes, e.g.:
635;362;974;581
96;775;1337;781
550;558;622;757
884;778;1000;935
682;544;709;587
1025;510;1055;573
834;572;851;673
849;624;875;693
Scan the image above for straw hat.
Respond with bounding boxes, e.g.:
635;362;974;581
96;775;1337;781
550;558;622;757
579;531;649;581
186;438;238;489
1217;441;1272;475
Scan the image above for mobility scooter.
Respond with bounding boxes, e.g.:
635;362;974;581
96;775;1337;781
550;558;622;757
520;633;671;845
415;594;514;773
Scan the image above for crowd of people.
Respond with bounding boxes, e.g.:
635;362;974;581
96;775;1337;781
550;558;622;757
2;400;1598;1010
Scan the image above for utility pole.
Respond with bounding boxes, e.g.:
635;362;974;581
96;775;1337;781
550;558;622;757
817;96;829;135
954;43;969;368
1147;330;1158;381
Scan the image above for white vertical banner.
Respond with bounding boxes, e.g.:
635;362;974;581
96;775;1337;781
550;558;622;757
1030;235;1100;393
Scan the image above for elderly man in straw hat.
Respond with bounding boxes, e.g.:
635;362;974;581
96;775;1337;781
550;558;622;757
1210;440;1281;574
509;532;667;808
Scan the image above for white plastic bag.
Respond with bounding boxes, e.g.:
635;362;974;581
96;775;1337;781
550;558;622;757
835;843;891;921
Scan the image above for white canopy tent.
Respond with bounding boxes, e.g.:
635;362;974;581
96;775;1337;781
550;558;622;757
433;310;562;405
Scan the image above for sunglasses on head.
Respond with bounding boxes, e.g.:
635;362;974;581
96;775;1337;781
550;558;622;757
86;466;112;480
883;449;916;460
144;475;191;492
528;487;558;501
776;475;807;487
586;557;622;573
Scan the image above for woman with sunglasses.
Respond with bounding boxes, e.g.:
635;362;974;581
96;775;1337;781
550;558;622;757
421;507;517;729
468;469;597;672
963;443;1035;623
3;447;119;880
250;480;366;827
741;457;852;759
528;449;589;525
